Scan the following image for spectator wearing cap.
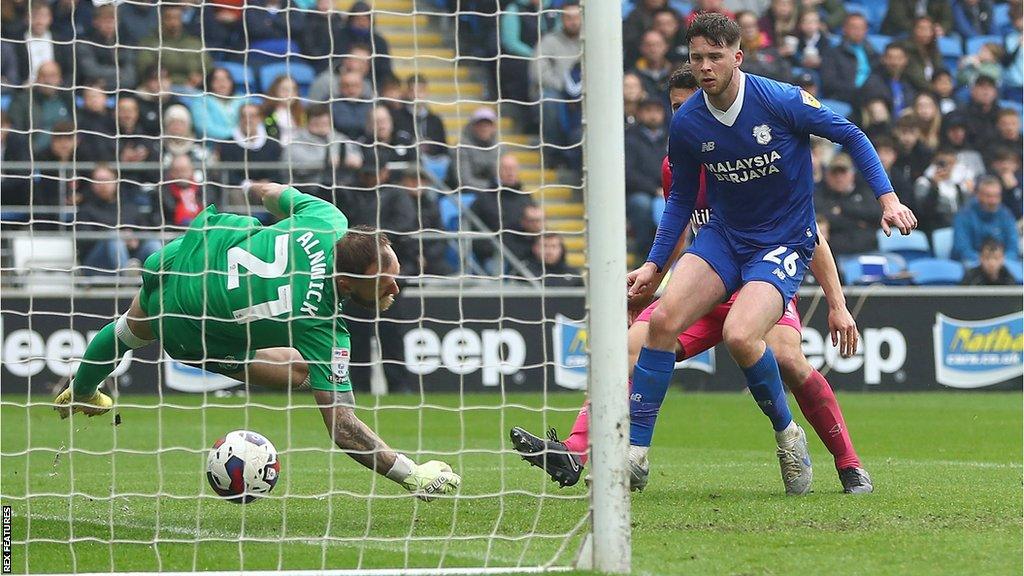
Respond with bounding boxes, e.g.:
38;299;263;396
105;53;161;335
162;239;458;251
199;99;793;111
900;16;944;93
623;0;682;66
345;1;394;82
136;5;211;88
952;0;995;38
821;13;878;105
624;98;668;262
286;103;362;191
6;60;72;154
76;4;137;89
161;104;210;179
814;153;879;255
989;147;1023;220
952;176;1020;263
452;107;500;193
961;239;1017;286
533;2;581;168
881;0;952;37
859;43;916;114
217;104;284;185
914;148;969;233
331;71;373;140
737;10;794;84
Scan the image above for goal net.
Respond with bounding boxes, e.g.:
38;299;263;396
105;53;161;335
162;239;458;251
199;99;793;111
0;0;629;574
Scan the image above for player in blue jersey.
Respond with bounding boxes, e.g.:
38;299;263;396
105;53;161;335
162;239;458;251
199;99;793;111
625;14;917;494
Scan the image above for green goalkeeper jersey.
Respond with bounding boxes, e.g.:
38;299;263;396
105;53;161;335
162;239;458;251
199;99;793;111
141;187;353;391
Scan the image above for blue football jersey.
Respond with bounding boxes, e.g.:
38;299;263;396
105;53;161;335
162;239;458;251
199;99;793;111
648;72;893;269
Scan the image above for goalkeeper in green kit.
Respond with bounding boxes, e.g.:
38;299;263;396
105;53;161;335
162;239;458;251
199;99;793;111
55;183;461;501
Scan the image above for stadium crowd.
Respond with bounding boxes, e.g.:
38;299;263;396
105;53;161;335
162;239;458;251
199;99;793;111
0;0;1022;285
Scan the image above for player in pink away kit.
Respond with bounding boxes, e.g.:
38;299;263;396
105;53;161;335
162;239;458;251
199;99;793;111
511;66;871;495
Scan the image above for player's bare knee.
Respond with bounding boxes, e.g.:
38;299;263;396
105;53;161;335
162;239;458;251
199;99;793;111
647;308;682;348
722;321;759;357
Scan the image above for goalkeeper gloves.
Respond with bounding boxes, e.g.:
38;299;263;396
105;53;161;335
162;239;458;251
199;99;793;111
389;455;461;501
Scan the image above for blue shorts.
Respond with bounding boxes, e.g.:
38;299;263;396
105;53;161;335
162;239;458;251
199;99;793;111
686;221;815;312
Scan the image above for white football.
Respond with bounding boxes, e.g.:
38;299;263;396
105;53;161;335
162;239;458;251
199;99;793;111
206;430;280;503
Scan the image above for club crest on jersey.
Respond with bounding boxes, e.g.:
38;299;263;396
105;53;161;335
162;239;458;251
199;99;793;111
753;124;772;145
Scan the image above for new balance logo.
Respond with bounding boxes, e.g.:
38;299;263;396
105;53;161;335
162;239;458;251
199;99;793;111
701;141;716;152
630;393;643;402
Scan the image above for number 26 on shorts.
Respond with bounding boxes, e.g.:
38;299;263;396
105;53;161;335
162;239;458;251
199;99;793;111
762;246;799;280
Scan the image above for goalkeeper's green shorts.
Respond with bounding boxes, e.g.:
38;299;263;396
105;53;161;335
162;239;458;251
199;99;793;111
139;238;253;376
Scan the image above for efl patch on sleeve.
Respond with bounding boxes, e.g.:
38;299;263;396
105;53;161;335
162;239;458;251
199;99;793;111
330;347;350;382
800;90;821;109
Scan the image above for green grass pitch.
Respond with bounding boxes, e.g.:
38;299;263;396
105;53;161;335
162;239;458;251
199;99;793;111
1;391;1020;575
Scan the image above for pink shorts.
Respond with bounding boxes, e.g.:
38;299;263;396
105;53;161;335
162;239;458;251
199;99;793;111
634;293;802;358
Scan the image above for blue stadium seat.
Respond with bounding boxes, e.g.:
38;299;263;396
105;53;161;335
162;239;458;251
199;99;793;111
839;252;907;285
622;1;635;18
669;0;692;16
999;99;1024;116
966;35;1003;56
993;2;1012;34
215;61;257;94
876;229;931;261
821;98;853;118
259;61;316;94
1;94;11;111
908;258;964;285
938;35;963;70
931;227;954;260
1005;259;1024;283
867;34;893;54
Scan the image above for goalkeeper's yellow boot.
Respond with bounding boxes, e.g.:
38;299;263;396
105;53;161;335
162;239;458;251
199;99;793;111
54;388;113;419
401;460;462;502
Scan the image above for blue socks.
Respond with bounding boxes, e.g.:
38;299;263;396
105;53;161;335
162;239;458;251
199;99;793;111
629;347;677;447
742;347;793;431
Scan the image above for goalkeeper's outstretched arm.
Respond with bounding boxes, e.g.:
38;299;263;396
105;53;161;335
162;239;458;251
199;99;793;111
313;390;461;501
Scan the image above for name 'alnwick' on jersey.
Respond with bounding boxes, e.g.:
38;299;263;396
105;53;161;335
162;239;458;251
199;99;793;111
296;231;329;316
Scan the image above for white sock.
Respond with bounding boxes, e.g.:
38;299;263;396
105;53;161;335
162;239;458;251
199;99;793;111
628;445;649;460
775;420;799;444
